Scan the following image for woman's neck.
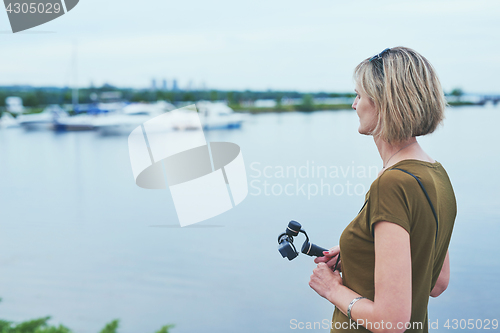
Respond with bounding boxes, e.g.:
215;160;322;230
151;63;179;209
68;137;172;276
374;136;422;171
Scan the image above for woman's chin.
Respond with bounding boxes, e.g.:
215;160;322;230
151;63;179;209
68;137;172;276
358;127;369;135
358;124;374;136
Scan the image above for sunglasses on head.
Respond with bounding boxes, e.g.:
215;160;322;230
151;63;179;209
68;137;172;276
369;48;391;62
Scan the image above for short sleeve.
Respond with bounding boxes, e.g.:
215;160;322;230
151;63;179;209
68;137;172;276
368;171;414;237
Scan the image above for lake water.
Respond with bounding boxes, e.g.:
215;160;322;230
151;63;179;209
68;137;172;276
0;106;499;332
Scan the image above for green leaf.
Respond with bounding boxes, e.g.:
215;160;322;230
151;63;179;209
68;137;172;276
154;324;175;333
0;319;14;333
35;324;72;333
99;320;119;333
14;317;51;333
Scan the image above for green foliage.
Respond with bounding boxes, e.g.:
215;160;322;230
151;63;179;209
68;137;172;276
297;94;314;112
450;88;464;97
227;91;242;109
0;302;174;333
274;94;284;111
157;91;175;103
131;90;156;102
0;317;173;333
0;86;358;111
0;316;70;333
155;324;175;333
0;319;13;332
182;92;196;102
10;317;50;333
23;107;45;115
209;90;218;101
226;91;234;104
450;88;464;102
35;325;72;333
447;100;475;106
98;320;119;333
330;92;356;98
22;93;39;107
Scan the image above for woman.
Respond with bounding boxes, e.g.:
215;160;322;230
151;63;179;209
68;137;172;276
309;47;456;333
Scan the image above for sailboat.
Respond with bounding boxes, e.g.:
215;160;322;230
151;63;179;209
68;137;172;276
92;101;175;135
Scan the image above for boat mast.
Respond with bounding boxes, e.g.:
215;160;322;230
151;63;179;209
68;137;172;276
72;41;79;112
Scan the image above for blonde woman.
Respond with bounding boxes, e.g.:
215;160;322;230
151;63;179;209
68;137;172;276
309;47;456;333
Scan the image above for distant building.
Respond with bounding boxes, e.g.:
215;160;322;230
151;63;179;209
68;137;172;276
172;79;179;91
151;78;157;91
162;79;167;91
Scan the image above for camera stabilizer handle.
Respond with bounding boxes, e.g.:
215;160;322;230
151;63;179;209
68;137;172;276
278;220;328;261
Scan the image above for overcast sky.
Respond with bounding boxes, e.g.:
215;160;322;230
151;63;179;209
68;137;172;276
0;0;499;93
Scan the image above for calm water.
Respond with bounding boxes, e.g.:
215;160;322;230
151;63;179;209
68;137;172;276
0;106;499;332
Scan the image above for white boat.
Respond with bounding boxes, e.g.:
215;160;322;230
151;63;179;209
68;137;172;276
122;101;175;115
96;101;127;113
54;101;130;131
17;105;68;130
195;101;246;130
54;113;97;131
149;107;203;131
0;112;19;128
93;101;175;135
94;101;245;135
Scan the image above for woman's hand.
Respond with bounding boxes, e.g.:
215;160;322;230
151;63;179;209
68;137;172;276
314;245;342;272
309;262;343;302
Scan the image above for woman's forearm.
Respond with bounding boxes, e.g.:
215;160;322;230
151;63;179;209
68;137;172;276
327;284;409;333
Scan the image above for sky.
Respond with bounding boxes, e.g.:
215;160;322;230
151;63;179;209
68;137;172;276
0;0;499;93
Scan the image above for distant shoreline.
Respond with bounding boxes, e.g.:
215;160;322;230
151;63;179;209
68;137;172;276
0;100;490;116
232;101;486;114
231;103;354;113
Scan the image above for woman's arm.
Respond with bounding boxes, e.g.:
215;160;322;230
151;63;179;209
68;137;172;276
309;221;412;333
430;250;450;297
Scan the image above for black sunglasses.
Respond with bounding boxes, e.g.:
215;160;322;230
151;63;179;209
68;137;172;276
369;48;391;62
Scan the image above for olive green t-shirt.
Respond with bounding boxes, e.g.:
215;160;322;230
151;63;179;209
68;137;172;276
331;159;457;333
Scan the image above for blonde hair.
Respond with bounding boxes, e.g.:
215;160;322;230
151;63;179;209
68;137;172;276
354;46;447;143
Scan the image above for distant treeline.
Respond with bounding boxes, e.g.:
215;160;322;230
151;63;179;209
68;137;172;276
0;85;356;107
0;85;480;113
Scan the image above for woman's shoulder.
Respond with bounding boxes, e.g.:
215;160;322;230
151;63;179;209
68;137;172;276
370;159;443;193
380;159;444;178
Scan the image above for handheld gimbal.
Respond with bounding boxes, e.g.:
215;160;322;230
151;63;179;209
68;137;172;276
277;220;327;260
